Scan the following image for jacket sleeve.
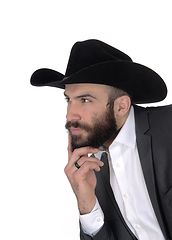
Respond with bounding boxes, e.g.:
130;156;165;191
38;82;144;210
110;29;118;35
80;222;115;240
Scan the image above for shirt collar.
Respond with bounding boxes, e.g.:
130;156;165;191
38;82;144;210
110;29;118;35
95;106;136;159
110;105;136;149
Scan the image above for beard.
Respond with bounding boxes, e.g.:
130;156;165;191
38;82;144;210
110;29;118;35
65;104;118;152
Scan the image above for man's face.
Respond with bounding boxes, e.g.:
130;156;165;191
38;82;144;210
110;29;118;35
64;84;118;151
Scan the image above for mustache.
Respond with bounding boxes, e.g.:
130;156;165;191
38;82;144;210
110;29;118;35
65;121;92;132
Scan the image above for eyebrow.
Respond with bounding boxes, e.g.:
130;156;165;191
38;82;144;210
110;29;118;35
64;92;97;100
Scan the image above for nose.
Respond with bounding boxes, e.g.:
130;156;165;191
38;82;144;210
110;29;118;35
66;103;81;122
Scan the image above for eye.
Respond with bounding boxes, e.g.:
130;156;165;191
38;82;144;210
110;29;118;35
65;97;71;103
81;98;91;103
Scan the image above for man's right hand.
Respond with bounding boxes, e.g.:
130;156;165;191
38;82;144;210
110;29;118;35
64;137;104;215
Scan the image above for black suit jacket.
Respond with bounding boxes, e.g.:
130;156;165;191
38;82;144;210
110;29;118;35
80;105;172;240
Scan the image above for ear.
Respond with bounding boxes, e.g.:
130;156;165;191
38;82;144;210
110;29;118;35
114;95;131;117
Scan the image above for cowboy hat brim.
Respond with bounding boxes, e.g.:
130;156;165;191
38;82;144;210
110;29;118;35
30;60;167;104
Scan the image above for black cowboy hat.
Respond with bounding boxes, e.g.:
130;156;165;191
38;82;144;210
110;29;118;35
30;39;167;104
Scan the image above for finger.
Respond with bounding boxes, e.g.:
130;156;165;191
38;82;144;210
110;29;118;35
66;154;103;175
75;161;103;176
71;156;104;175
67;133;72;162
66;147;99;173
69;147;99;166
77;155;104;169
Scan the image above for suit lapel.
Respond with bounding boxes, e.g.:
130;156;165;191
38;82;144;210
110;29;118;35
134;105;167;236
99;152;138;239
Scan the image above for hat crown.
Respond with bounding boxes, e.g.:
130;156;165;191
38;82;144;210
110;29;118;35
65;39;132;77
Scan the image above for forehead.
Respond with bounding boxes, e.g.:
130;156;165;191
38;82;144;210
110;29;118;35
64;83;109;97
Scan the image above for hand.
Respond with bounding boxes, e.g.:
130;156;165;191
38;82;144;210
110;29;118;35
64;135;104;215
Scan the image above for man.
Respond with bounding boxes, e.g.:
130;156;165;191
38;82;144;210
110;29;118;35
30;40;172;240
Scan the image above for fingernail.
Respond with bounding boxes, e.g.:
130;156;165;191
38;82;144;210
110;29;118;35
93;148;99;152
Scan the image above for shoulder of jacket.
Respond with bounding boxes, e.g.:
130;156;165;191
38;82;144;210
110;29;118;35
133;104;172;113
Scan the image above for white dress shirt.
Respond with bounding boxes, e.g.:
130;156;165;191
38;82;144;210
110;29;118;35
79;106;165;240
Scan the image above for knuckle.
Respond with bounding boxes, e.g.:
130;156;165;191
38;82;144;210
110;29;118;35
64;166;72;178
64;166;68;174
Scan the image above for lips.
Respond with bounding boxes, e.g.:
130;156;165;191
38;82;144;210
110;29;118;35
70;127;84;135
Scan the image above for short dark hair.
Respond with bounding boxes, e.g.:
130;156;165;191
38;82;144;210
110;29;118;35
106;86;131;108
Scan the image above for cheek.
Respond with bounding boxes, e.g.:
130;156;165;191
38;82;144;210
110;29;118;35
82;105;107;123
93;105;107;117
80;112;98;126
91;110;106;124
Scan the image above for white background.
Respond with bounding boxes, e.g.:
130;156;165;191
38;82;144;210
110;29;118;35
0;1;172;239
